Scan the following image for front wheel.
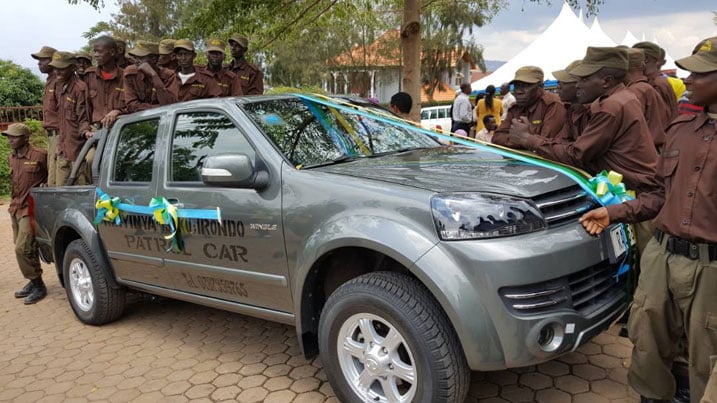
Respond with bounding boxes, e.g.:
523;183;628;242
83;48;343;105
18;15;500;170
318;272;469;403
63;239;126;325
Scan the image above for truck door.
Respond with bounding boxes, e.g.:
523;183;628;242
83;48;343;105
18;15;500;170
97;116;175;288
158;109;292;312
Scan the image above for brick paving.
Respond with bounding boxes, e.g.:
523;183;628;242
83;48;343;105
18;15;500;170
0;204;640;402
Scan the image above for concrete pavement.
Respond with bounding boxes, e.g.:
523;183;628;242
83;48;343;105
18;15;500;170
0;204;640;402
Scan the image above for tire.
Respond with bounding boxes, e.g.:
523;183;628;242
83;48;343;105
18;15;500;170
318;272;469;403
63;239;126;325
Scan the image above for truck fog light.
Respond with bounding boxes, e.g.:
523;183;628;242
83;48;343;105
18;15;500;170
537;322;564;353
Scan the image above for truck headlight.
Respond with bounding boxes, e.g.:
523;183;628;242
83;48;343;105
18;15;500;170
431;193;546;240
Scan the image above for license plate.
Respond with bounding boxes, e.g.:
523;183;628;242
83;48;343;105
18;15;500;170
609;225;627;261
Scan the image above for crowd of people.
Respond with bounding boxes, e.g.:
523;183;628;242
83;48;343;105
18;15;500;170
3;32;717;403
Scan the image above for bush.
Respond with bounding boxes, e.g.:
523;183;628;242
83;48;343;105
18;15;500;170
0;119;47;197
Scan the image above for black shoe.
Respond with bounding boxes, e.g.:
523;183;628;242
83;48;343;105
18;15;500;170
14;281;34;298
640;397;670;403
24;278;47;305
672;385;690;403
618;324;629;338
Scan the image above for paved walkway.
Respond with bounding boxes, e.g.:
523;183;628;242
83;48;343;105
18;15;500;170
0;204;640;402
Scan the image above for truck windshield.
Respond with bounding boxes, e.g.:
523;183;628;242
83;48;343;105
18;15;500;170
242;97;440;168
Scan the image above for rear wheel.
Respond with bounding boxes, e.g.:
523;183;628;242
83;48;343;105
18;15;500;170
319;271;469;403
63;239;126;325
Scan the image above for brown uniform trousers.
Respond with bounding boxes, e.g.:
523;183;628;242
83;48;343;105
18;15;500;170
11;215;42;281
627;236;717;402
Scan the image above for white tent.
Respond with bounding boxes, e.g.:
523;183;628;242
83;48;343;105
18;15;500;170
472;3;616;91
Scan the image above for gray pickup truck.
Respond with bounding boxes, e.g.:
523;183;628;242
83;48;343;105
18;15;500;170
31;94;630;403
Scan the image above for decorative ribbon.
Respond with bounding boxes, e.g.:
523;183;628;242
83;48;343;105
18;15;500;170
94;188;221;252
295;93;637;280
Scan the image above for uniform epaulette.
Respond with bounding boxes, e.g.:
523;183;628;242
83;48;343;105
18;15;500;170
123;65;139;76
666;113;699;130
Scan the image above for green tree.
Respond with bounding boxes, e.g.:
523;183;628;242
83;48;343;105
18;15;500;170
0;60;44;107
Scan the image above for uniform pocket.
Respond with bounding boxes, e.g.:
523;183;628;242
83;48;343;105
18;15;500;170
659;151;679;189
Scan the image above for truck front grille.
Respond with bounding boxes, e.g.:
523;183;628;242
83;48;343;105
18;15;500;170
533;185;598;227
499;261;627;316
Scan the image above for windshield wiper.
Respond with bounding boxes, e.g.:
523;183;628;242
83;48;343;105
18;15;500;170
368;146;431;158
301;154;359;169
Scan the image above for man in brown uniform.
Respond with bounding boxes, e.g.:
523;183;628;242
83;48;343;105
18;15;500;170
169;39;222;102
552;60;588;141
74;51;93;80
203;38;243;97
580;38;717;403
114;38;131;69
123;41;176;113
50;51;91;186
633;41;678;122
158;39;178;71
84;36;125;130
492;66;567;147
624;48;669;152
226;34;264;95
31;46;59;186
3;123;48;304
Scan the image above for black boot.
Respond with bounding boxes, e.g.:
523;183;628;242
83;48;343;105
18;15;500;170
24;278;47;305
14;281;34;298
640;397;670;403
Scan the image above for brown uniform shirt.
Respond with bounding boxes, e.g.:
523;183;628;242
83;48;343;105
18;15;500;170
649;114;717;243
648;72;678;122
83;66;126;125
8;146;48;218
561;103;589;141
55;75;91;162
202;66;243;97
168;69;223;102
626;78;668;151
493;90;567;147
526;84;661;223
225;58;264;95
42;72;60;131
123;65;176;113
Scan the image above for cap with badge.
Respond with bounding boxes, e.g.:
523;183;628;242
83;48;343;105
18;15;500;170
552;60;581;83
48;51;77;69
632;41;662;61
159;39;176;55
2;123;31;137
129;41;160;57
676;36;717;73
569;47;628;77
510;66;544;84
31;46;57;60
173;39;195;52
206;38;226;54
228;34;248;48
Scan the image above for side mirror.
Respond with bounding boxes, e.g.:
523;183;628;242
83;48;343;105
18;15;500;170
201;154;269;189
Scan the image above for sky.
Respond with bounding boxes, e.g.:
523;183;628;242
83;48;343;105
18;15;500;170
2;0;717;77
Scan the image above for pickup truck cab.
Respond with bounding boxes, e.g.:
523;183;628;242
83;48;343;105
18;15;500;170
31;94;630;403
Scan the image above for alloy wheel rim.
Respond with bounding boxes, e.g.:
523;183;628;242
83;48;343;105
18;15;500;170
68;257;94;312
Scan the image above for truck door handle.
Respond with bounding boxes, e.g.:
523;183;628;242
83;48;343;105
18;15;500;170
166;198;184;208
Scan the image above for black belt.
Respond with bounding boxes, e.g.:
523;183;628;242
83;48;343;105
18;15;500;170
654;229;717;261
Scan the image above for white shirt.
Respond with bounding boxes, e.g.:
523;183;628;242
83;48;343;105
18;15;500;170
178;72;196;85
501;92;516;120
452;93;473;124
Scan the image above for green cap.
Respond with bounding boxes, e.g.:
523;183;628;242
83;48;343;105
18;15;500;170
676;36;717;73
31;46;57;60
626;48;645;70
129;41;159;57
48;51;77;69
159;39;176;55
632;41;661;60
570;47;628;77
2;123;31;137
511;66;544;84
173;39;195;52
74;50;93;63
228;33;248;48
552;60;581;83
205;38;226;54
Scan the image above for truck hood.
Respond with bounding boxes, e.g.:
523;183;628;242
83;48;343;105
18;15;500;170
318;146;578;198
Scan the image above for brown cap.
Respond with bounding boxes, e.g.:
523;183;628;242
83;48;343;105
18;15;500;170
570;47;628;77
128;41;159;57
626;48;645;70
676;36;717;73
158;39;176;55
31;46;57;60
632;41;661;60
2;123;31;137
552;60;581;83
74;50;93;63
48;51;77;69
173;39;195;52
228;34;248;48
205;38;226;54
511;66;544;84
114;38;127;48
